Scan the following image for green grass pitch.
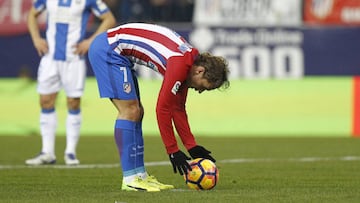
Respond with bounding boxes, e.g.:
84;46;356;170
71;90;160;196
0;77;352;136
0;77;358;202
1;136;360;203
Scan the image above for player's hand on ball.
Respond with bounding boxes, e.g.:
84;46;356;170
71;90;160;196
169;150;192;175
188;145;216;163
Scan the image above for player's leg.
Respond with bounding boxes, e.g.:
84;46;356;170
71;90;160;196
62;60;86;165
39;93;58;158
129;70;147;179
111;98;155;190
112;98;172;191
111;98;162;191
130;72;174;190
64;97;81;165
109;70;160;191
88;33;159;191
26;57;60;165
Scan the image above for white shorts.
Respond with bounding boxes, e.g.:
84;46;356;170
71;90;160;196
37;55;86;98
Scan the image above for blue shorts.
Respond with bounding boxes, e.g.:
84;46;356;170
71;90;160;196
88;32;139;100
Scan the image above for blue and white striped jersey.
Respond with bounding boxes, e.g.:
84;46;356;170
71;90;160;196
33;0;110;61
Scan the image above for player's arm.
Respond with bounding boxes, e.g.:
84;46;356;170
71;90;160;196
27;6;48;56
156;57;196;155
156;57;195;175
74;4;116;55
91;11;116;39
166;67;216;164
158;55;216;163
172;87;198;150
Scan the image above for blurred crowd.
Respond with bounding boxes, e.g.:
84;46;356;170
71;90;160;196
103;0;194;23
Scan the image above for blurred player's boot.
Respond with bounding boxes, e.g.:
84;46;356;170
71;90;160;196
121;177;160;192
145;175;174;190
25;152;56;165
64;153;80;165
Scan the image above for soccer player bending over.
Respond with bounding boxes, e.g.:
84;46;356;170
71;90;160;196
88;23;230;191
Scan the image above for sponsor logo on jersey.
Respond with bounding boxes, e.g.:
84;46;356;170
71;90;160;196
178;43;192;54
171;81;181;95
123;82;131;94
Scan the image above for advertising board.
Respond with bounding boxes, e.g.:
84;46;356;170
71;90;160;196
0;0;46;36
1;26;360;78
304;0;360;25
187;26;360;79
193;0;302;26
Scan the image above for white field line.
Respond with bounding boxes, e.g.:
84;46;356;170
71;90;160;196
0;156;359;170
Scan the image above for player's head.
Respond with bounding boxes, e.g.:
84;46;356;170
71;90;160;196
187;52;230;93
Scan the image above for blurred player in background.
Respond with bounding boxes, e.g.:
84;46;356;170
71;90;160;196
88;23;230;191
25;0;116;166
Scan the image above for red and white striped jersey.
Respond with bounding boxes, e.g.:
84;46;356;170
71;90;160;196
106;23;199;154
106;23;197;75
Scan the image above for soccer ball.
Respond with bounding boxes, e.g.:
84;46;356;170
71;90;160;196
184;158;219;190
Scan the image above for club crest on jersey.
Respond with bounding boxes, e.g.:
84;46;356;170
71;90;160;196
171;81;181;95
123;82;131;94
